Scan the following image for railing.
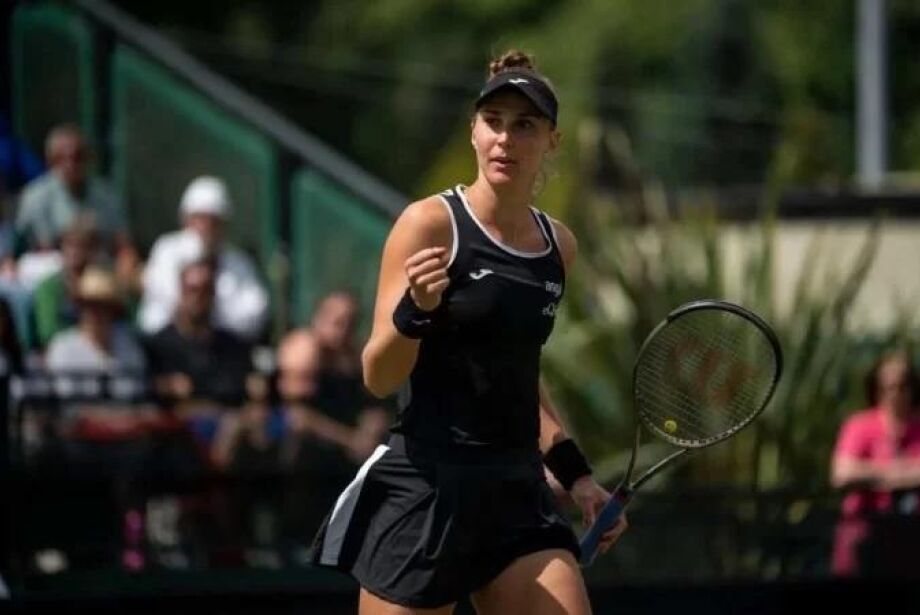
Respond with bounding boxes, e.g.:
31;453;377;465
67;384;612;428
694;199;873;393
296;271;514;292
4;371;917;581
8;0;405;334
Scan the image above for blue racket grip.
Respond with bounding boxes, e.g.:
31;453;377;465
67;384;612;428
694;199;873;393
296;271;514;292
579;489;630;567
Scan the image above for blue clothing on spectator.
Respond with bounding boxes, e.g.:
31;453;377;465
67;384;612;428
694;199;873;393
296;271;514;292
0;115;44;192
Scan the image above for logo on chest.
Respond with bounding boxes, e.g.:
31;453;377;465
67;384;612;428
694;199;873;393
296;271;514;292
542;279;562;318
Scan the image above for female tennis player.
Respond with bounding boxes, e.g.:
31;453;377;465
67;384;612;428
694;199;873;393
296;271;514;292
312;50;627;614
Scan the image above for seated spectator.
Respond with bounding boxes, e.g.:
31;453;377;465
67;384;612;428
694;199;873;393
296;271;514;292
211;373;285;566
0;182;33;350
43;266;149;474
274;329;361;545
46;266;145;374
14;124;138;285
0;296;23;377
310;291;389;460
831;350;920;577
32;216;101;349
144;258;253;441
138;176;268;342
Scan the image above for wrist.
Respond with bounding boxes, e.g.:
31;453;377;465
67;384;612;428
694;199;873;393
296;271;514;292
543;438;592;491
570;474;595;493
393;288;438;339
409;288;439;312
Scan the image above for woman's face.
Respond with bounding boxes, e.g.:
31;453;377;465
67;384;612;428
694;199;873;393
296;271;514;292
877;357;913;414
471;90;558;189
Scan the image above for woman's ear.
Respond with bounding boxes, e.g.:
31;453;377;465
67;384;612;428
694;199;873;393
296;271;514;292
549;129;562;152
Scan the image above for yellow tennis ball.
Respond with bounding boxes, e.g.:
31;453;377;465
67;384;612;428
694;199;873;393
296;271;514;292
664;419;678;434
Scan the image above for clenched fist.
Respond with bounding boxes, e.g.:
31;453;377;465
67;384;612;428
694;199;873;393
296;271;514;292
405;246;450;311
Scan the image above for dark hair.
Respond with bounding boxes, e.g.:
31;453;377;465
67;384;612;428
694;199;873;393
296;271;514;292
864;350;918;406
488;49;538;77
179;256;218;286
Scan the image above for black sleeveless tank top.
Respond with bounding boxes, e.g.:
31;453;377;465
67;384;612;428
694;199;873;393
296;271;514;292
392;185;566;452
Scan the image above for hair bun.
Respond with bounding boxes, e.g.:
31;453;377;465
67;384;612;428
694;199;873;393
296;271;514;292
488;49;536;77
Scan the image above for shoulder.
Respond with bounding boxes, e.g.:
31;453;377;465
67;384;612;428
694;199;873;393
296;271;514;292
34;271;64;296
837;407;882;439
114;325;146;359
222;244;259;271
387;194;453;252
396;194;452;235
147;323;177;344
545;215;577;272
148;230;186;255
844;407;881;427
214;327;250;349
17;174;56;208
46;328;82;361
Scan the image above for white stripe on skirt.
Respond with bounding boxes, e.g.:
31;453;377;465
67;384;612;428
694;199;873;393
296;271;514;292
319;444;390;566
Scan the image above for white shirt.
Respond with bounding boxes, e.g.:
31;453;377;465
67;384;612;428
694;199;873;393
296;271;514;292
138;229;269;341
46;325;147;373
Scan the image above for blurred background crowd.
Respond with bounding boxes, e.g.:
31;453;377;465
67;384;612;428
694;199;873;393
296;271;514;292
1;124;391;573
3;0;920;609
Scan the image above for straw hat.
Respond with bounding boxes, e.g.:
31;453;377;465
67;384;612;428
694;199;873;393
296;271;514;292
76;267;123;309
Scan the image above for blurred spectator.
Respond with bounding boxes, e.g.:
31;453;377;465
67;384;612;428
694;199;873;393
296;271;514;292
0;114;44;192
0;177;16;271
14;125;138;285
144;257;253;420
213;374;282;471
0;296;23;376
211;374;285;567
0;180;32;350
311;291;389;460
32;216;101;349
831;350;920;577
46;267;145;374
274;329;360;546
138;176;268;342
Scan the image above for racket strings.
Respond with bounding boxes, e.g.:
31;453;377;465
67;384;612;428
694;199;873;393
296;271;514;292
639;344;774;427
634;310;778;445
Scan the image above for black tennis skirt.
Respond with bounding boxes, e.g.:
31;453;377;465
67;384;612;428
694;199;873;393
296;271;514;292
311;433;580;608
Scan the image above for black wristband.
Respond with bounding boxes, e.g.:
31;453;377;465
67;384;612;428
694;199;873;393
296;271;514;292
392;289;437;339
543;439;592;491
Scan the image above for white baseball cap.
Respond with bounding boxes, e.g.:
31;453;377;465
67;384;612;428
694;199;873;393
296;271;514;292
179;176;232;218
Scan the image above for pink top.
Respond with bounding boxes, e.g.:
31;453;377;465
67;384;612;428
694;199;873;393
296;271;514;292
833;406;920;517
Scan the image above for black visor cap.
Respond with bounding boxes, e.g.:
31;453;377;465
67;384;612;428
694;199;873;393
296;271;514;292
475;69;558;126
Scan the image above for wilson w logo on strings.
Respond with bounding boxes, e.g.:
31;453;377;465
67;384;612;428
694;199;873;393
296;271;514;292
667;337;759;407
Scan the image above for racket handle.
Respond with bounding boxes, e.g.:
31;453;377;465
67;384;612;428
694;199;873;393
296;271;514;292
579;489;630;567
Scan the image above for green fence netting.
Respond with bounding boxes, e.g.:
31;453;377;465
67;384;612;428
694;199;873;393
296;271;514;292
110;45;279;265
10;4;401;339
12;3;96;155
291;170;393;331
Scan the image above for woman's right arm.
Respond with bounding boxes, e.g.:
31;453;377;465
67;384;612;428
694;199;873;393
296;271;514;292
831;456;884;489
362;197;452;398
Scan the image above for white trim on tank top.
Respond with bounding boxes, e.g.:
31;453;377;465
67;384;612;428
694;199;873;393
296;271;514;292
454;184;551;259
436;193;460;268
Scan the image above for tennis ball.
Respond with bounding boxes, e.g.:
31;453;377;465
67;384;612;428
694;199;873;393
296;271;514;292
664;419;678;434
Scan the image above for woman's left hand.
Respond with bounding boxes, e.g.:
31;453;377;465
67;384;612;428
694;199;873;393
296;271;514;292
570;475;628;555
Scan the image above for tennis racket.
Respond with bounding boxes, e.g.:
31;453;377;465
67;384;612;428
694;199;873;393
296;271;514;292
579;299;783;567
